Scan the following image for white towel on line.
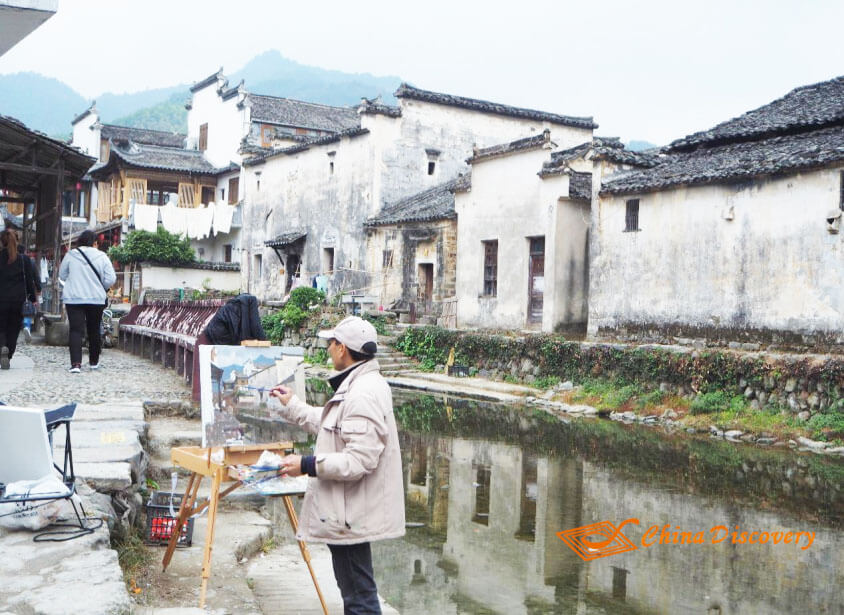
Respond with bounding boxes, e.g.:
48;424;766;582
186;205;215;240
213;202;235;235
133;203;159;233
160;204;187;236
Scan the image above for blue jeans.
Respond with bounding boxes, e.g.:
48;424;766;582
328;542;381;615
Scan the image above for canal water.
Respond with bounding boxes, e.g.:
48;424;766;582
248;388;843;615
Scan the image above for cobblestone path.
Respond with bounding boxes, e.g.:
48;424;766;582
1;338;192;405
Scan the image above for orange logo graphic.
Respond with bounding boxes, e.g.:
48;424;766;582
557;518;640;560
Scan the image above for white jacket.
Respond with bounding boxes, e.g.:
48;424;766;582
58;247;116;305
280;359;406;545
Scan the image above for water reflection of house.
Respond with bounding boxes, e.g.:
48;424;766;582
579;462;843;615
388;427;843;615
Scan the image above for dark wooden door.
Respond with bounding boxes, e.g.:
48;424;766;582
418;263;434;313
528;237;545;324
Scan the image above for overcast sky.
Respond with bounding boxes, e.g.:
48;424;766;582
1;0;842;145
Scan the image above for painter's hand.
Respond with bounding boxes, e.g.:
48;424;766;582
270;385;293;406
279;454;302;477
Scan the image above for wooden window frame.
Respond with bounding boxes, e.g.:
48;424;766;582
228;177;239;204
199;123;208;151
625;199;640;232
482;240;498;297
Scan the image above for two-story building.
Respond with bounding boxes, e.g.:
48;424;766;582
241;84;597;316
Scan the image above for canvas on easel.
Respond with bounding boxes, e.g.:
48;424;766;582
198;344;306;447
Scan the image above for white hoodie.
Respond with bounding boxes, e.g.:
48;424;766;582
58;246;117;305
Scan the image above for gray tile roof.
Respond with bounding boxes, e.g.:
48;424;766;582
395;83;597;129
667;76;844;151
190;68;223;93
539;137;660;177
602;124;844;195
468;131;550;164
569;171;592;201
100;124;186;148
366;174;470;226
243;127;370;166
358;98;402;118
265;229;307;247
90;142;221;175
248;94;360;132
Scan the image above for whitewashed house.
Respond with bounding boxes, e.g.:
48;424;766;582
591;76;844;351
455;133;658;333
241;84;597;312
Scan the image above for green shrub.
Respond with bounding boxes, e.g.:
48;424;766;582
363;313;389;336
690;391;731;415
288;287;325;311
306;348;329;365
807;411;844;441
108;227;195;266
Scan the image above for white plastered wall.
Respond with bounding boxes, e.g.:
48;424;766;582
589;167;844;338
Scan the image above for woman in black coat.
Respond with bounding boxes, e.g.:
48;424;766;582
0;229;38;369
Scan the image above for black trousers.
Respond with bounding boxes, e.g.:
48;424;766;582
66;303;105;366
0;301;23;359
328;542;381;615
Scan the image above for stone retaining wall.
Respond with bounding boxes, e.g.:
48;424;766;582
396;327;844;419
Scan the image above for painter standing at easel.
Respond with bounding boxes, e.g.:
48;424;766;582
271;316;404;615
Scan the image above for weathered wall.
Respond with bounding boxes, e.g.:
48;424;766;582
456;145;589;332
365;219;457;310
241;130;376;301
590;167;844;350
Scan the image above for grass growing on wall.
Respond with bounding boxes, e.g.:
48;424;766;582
394;326;844;443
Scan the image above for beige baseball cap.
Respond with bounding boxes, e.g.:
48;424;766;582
318;316;378;355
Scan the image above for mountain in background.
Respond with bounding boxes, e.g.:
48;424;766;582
626;139;660;151
0;50;402;138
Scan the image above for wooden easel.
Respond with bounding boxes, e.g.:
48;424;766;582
161;443;329;614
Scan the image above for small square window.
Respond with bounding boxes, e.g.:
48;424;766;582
625;199;640;232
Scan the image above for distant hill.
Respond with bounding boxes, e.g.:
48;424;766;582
0;72;87;137
626;140;660;151
111;91;189;133
0;50;402;139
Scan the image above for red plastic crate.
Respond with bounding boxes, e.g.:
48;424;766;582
145;491;194;547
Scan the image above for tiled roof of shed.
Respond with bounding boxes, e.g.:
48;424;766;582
243;127;370;166
248;94;360;132
366;174;470;226
90;142;221;175
667;76;844;151
100;124;186;148
395;83;597;129
265;229;307;247
602;124;844;195
468;131;550;163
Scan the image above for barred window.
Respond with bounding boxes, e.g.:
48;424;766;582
382;249;393;268
625;199;640;232
483;240;498;297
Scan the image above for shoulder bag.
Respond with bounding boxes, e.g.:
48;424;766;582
20;257;37;316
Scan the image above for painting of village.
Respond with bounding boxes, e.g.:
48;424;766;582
198;345;306;447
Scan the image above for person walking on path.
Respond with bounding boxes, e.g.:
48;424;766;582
271;316;405;615
0;229;38;369
58;229;116;373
